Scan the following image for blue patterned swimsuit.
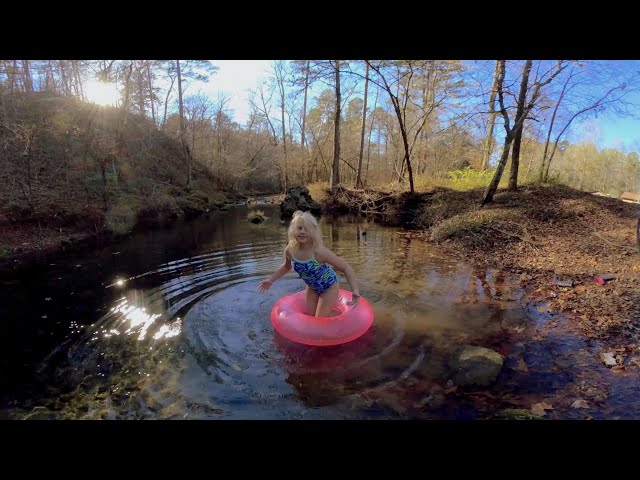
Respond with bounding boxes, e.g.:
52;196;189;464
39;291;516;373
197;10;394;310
290;253;339;295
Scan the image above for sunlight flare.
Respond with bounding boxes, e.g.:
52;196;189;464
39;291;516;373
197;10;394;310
84;80;119;106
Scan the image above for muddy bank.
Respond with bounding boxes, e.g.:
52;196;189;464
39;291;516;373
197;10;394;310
323;184;640;351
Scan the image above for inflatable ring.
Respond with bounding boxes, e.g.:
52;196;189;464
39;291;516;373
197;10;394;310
270;289;374;346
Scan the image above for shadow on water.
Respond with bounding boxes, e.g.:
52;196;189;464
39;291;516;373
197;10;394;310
2;203;639;419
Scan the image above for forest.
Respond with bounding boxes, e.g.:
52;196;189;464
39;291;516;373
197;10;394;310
0;59;638;263
1;59;639;421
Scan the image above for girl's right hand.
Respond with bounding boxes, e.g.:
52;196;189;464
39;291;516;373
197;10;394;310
258;280;272;293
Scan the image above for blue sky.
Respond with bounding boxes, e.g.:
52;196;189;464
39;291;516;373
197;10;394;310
197;60;639;154
195;60;272;124
588;116;639;151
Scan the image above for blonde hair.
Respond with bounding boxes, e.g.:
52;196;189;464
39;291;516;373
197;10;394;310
287;210;324;252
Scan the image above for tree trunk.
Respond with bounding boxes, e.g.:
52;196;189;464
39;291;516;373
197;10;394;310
121;63;133;123
276;61;288;191
481;60;508;205
365;86;379;186
162;76;175;129
146;61;157;128
356;62;369;188
390;100;415;193
330;60;341;189
46;61;57;92
365;61;418;193
72;61;84;98
481;61;500;170
508;60;532;191
482;133;514;205
22;60;33;93
544;139;560;181
137;63;146;118
301;62;310;183
176;60;192;186
301;61;309;150
58;60;70;96
10;61;18;93
539;69;572;182
509;123;524;190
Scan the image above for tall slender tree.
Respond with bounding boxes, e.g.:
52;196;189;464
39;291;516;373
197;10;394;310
331;60;341;189
481;60;567;205
481;61;500;171
356;62;369;188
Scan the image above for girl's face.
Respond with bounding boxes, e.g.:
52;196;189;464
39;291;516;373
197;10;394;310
294;222;312;246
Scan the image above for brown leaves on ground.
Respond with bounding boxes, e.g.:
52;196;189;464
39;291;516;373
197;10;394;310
515;357;529;372
531;401;554;416
432;185;640;351
571;399;590;409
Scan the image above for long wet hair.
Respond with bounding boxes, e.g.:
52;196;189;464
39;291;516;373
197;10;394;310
287;210;324;252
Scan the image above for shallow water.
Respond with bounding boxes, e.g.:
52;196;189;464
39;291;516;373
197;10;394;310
2;203;638;420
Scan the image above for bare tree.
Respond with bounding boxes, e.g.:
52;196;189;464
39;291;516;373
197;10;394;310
481;61;500;171
248;82;280;147
274;61;289;191
365;60;461;193
176;60;192;185
538;61;637;182
356;61;369;188
331;60;341;189
481;60;567;205
146;60;157;127
507;61;532;191
174;60;218;186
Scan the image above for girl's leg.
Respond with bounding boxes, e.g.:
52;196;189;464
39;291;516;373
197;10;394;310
304;286;319;315
315;282;340;317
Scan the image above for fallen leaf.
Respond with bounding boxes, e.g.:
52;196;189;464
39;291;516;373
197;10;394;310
513;325;525;334
516;357;529;372
571;399;589;409
600;352;617;367
531;401;554;416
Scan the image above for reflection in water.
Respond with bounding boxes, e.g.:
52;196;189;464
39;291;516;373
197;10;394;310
1;204;637;420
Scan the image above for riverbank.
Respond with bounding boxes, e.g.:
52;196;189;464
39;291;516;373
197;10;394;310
3;182;639;356
0;192;246;271
323;184;640;355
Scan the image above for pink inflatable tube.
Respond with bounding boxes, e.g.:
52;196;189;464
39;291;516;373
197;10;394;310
270;289;374;347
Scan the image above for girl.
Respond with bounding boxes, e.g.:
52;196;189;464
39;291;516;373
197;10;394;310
258;210;361;317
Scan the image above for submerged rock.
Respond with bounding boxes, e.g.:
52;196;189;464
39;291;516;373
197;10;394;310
449;345;504;387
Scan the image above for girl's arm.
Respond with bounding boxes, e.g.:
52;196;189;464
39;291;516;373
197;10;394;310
316;246;360;301
258;247;292;292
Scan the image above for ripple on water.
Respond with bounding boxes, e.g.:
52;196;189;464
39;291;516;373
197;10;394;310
179;277;436;418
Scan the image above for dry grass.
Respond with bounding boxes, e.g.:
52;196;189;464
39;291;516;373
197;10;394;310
307;182;330;202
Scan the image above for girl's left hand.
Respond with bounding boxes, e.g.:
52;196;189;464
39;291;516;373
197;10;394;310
347;293;360;306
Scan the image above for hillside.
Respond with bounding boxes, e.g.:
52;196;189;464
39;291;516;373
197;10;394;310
0;93;237;266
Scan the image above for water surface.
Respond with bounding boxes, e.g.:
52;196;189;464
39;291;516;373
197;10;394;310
2;203;637;420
